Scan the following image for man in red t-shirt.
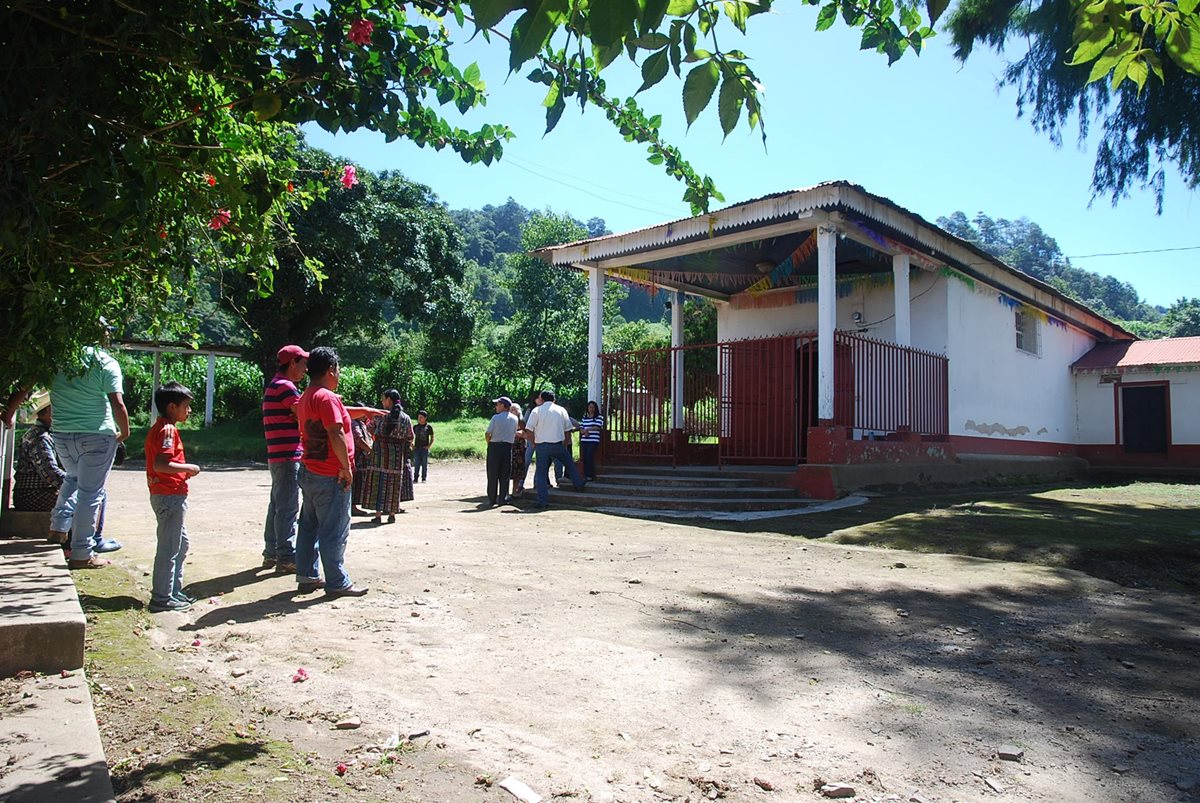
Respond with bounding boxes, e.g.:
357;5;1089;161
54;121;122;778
294;347;382;598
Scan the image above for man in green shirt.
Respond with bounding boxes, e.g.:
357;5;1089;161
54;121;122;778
49;346;130;568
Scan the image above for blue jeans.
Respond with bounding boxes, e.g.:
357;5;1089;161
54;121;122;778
412;448;429;481
150;494;189;604
296;467;352;591
51;432;117;561
263;461;300;562
534;442;584;505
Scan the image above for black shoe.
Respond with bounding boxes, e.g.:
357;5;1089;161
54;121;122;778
325;584;368;598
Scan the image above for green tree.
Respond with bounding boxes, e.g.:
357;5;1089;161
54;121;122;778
224;143;473;373
499;212;625;399
1162;297;1200;336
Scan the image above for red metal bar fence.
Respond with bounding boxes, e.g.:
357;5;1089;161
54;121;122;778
832;331;949;436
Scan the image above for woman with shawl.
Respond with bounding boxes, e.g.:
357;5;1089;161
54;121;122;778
361;389;414;523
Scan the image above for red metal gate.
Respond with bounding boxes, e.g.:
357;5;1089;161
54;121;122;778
718;335;801;464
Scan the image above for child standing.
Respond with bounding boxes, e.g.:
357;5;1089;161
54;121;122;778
411;410;434;482
145;381;201;613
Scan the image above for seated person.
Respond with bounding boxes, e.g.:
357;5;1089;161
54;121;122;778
14;396;120;553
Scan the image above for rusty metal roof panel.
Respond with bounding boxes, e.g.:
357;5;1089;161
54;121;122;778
1072;336;1200;371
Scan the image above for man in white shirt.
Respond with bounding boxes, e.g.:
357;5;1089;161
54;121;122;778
524;390;585;507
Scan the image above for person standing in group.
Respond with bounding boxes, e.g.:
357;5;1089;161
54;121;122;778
361;389;415;524
524;390;585;508
509;402;528;500
48;341;129;568
349;411;373;516
516;393;540;497
411;410;434;482
579;400;604;482
483;396;518;506
145;382;201;612
294;347;381;598
261;344;307;574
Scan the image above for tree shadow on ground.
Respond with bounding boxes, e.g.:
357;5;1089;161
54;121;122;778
689;480;1200;593
78;593;144;613
652;571;1200;792
0;752;112;803
112;740;268;793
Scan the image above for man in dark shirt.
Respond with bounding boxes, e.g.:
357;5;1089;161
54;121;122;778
411;409;434;482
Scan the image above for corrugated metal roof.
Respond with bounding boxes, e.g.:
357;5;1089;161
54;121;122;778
1072;336;1200;371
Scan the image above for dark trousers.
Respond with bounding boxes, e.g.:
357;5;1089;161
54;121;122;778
486;442;513;504
581;441;599;480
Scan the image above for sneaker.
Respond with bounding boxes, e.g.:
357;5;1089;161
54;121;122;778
93;538;123;553
148;598;192;613
173;593;198;605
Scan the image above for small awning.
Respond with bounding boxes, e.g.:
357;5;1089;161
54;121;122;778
1072;336;1200;372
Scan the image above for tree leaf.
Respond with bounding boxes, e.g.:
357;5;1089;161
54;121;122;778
926;0;949;25
1165;18;1200;74
508;0;569;69
471;0;524;29
723;1;751;33
682;59;720;127
638;49;671;92
717;72;744;137
590;0;639;47
252;92;282;121
815;3;838;31
544;87;566;134
1067;26;1115;65
641;0;672;34
666;0;699;14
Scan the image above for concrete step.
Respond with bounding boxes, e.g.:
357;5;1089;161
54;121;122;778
582;481;795;499
601;463;798;486
0;537;115;803
542;489;813;512
597;472;761;488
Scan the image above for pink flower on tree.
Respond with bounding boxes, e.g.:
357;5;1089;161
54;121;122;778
347;18;374;46
340;165;358;189
209;209;231;230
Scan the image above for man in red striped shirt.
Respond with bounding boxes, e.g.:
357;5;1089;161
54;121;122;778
261;344;308;574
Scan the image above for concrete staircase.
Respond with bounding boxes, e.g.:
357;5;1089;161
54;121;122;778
543;464;819;514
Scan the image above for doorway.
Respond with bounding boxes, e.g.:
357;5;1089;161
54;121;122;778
1121;384;1169;454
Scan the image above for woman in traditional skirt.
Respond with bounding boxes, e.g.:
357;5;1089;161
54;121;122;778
361;388;414;524
509;402;527;499
349;411;373;516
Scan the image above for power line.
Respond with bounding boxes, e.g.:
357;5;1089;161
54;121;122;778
499;155;689;221
504;153;689;218
1066;245;1200;259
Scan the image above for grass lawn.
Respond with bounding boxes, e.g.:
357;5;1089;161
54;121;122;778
127;414;490;463
743;481;1200;594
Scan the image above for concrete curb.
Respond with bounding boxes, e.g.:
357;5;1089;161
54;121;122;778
0;540;85;677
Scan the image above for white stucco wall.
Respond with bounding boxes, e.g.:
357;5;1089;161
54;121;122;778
1075;369;1200;445
715;270;946;355
945;280;1095;445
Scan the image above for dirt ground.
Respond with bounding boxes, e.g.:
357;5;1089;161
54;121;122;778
94;462;1200;802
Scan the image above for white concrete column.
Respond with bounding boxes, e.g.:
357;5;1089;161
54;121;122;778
150;351;161;420
893;253;912;347
205;353;216;427
671;289;685;429
587;266;605;404
817;226;837;422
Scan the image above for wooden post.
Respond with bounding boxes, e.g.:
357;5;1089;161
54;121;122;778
671;289;685;430
150;351;161;421
588;267;604;404
893;253;911;347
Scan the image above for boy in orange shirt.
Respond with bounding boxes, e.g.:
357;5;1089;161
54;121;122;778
145;381;201;613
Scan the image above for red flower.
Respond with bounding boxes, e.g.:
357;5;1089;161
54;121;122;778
205;174;216;186
191;639;202;647
347;18;374;46
335;762;348;776
158;227;167;239
209;209;232;230
340;165;358;189
286;181;295;193
292;667;309;683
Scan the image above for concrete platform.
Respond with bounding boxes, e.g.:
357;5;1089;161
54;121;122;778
0;670;115;803
0;509;50;539
0;539;85;677
0;538;114;802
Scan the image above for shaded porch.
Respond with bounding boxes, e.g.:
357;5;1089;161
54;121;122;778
600;330;949;467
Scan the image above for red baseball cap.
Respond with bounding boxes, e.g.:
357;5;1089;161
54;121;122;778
277;344;309;364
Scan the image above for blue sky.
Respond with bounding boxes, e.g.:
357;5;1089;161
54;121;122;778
303;8;1199;308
